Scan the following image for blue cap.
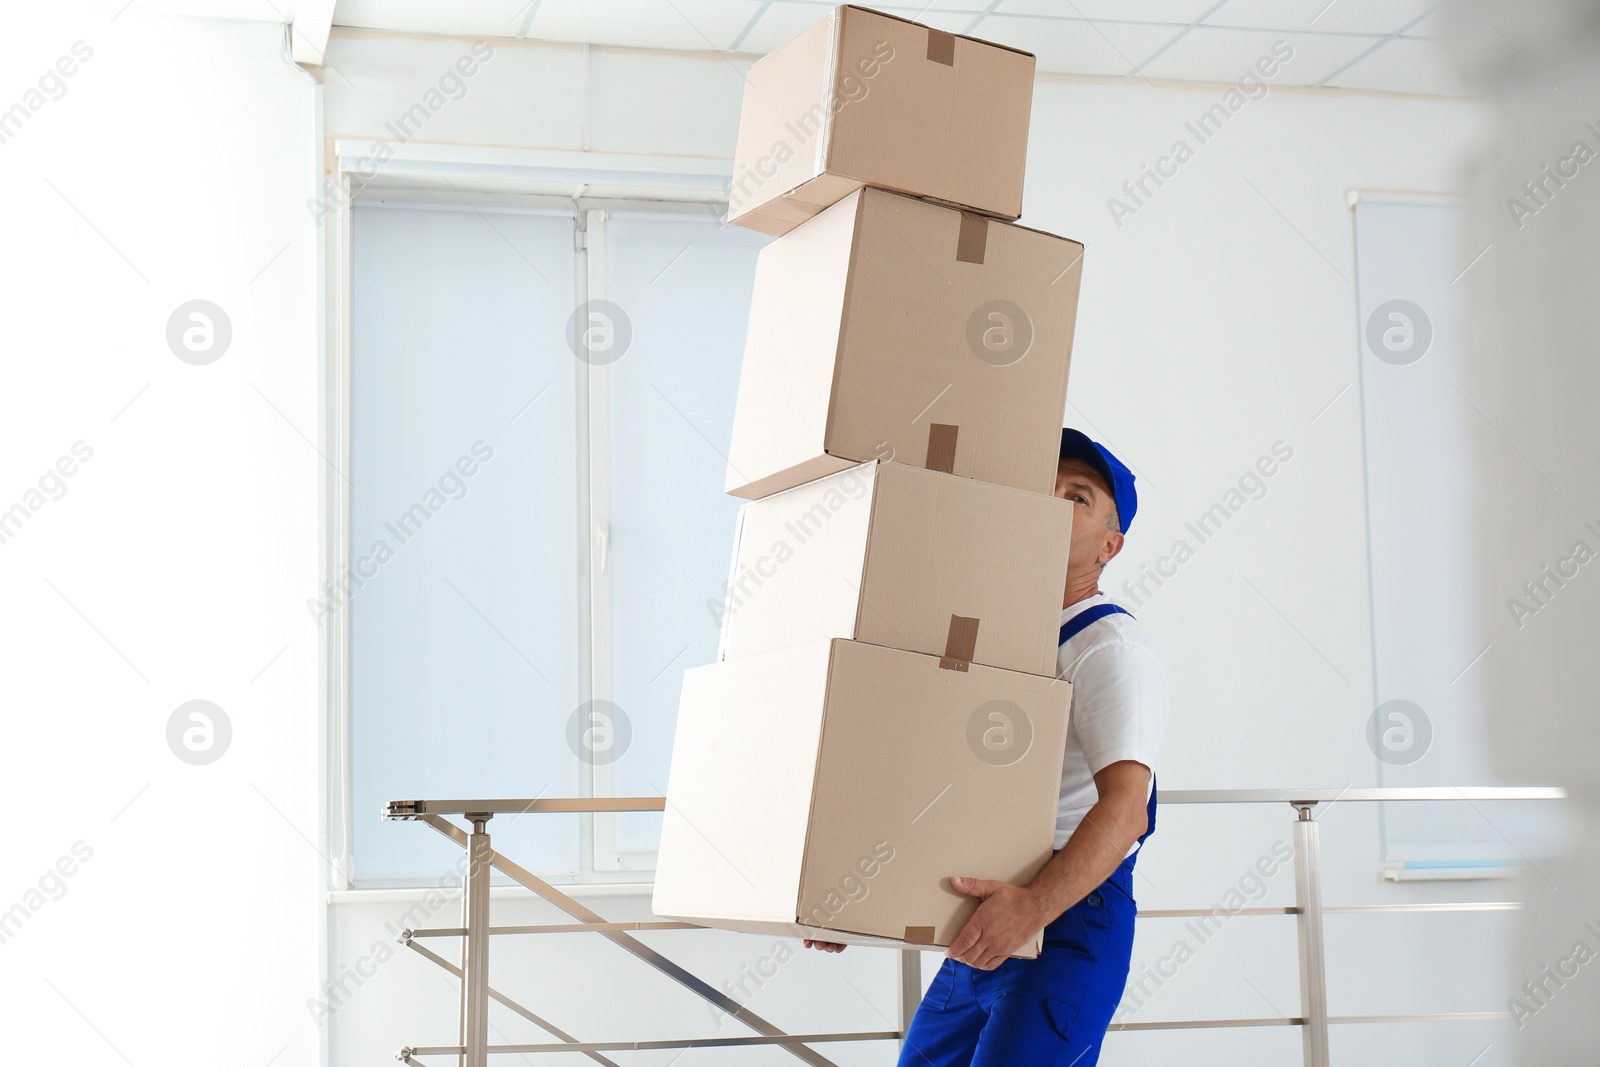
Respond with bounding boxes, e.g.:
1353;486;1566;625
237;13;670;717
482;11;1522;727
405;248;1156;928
1059;428;1137;534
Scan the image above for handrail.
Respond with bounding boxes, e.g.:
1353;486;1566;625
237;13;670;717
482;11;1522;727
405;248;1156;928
1159;786;1563;804
382;787;1565;1067
384;788;1564;817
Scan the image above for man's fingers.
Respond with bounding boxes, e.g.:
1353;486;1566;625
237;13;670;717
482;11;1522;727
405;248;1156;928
950;875;1001;900
950;928;989;966
957;945;994;969
946;920;982;960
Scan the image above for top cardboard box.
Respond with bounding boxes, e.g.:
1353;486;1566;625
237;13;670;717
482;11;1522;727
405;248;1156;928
727;5;1036;236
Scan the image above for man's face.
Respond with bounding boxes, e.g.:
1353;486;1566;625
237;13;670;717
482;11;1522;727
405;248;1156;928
1055;457;1124;573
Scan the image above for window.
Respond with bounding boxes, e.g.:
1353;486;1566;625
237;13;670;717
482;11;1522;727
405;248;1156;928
345;195;768;886
1353;192;1564;874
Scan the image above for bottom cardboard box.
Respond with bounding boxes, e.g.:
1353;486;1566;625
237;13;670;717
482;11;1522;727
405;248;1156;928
652;638;1070;957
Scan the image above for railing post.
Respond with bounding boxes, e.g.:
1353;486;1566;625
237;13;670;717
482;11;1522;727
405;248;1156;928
463;814;493;1067
898;949;921;1047
1292;804;1330;1067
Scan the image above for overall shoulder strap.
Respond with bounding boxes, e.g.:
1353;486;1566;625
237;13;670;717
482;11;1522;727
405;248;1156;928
1058;602;1132;647
1139;774;1158;847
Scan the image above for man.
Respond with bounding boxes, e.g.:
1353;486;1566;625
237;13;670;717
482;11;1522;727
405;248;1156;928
804;428;1170;1066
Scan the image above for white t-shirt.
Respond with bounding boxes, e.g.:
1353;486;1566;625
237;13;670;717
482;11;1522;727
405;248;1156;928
1054;594;1170;853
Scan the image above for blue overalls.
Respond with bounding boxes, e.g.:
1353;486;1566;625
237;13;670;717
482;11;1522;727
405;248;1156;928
898;604;1155;1067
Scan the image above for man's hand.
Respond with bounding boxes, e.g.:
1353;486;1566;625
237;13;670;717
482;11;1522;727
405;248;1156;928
945;876;1048;970
802;939;847;953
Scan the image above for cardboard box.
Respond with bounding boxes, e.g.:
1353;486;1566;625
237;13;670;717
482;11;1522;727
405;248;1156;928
728;5;1035;236
652;638;1070;954
725;187;1083;500
716;460;1070;676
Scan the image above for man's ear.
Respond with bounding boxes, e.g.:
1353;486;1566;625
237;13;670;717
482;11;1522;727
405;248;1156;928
1097;530;1125;568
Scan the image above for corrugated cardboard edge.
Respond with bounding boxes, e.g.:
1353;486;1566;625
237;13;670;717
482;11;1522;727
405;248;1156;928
820;190;869;465
715;505;751;661
1013;48;1038;209
1046;243;1086;443
728;453;859;501
847;460;883;640
793;638;844;928
852;186;1079;250
816;5;845;180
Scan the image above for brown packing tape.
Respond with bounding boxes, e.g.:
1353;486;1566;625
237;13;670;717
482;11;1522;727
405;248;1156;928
956;212;988;265
939;614;980;672
926;28;955;66
904;925;936;945
925;423;959;473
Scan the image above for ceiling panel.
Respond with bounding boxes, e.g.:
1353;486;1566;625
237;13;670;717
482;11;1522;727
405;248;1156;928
338;0;758;48
1139;25;1376;84
736;0;1008;48
1206;0;1438;36
737;1;1041;56
996;0;1217;23
521;0;757;51
326;0;1464;94
736;1;837;52
131;0;297;20
334;0;533;38
1401;8;1445;39
1318;34;1459;93
984;15;1184;77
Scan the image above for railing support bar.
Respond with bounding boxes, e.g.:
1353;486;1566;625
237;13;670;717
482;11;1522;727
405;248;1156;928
402;937;624;1067
898;949;921;1048
463;815;493;1067
1293;804;1331;1067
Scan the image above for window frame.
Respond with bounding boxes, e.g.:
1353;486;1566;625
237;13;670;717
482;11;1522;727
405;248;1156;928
321;142;735;890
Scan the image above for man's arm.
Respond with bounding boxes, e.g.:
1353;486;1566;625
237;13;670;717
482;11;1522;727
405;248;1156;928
944;759;1151;971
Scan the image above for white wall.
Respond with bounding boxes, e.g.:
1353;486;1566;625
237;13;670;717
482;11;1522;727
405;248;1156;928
4;11;1529;1067
0;7;323;1067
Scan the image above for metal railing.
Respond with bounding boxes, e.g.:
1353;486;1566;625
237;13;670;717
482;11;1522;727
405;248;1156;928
382;787;1564;1066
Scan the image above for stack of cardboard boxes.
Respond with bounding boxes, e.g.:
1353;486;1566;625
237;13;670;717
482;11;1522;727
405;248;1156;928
652;5;1085;958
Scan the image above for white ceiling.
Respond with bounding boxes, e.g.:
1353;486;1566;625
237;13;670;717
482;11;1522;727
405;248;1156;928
130;0;1462;96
